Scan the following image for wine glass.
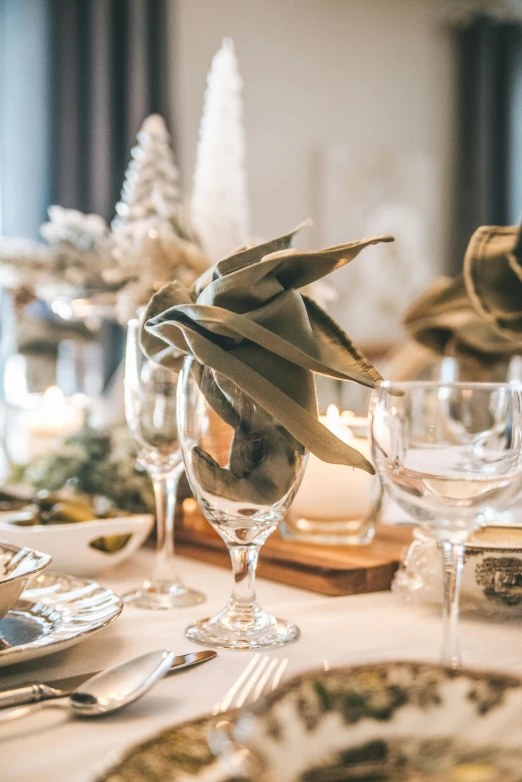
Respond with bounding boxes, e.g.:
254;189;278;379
177;357;308;649
370;381;522;668
123;320;204;609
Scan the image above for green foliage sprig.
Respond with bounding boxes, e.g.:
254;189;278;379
12;425;155;515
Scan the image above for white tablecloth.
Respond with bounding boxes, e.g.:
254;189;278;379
3;549;522;782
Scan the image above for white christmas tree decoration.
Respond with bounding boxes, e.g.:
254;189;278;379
112;114;183;236
107;114;209;322
191;39;250;263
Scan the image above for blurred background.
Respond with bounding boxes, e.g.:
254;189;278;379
1;0;522;439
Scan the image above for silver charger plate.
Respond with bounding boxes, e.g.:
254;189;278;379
0;571;123;667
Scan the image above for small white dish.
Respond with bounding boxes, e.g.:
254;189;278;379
0;542;51;620
0;514;154;577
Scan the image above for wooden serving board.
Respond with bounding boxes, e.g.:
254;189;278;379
176;507;413;597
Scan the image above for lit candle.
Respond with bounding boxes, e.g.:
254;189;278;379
288;405;379;542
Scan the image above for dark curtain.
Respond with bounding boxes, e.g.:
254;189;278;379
46;0;172;387
49;0;171;222
453;16;522;270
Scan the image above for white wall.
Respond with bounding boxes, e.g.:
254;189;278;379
169;0;456;344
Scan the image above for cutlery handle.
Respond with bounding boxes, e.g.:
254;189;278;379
0;701;50;724
0;684;65;709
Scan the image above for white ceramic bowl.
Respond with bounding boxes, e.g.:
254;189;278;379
0;514;154;577
0;541;51;619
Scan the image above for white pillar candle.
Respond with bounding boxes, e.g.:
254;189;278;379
25;387;84;458
291;405;377;521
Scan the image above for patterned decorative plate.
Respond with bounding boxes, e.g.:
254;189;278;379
95;662;522;782
0;571;122;667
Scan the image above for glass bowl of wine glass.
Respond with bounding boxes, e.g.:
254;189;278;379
370;380;522;668
177;357;308;649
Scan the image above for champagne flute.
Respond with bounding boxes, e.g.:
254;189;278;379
123;320;204;609
370;381;522;668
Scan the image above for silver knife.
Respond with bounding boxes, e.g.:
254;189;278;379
0;650;217;710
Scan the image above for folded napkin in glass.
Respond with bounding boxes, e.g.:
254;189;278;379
141;223;393;503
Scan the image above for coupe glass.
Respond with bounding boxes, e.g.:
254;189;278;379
370;381;522;668
123;320;204;609
177;357;308;649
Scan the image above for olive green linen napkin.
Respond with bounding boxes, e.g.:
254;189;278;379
464;224;522;341
141;224;393;493
403;274;520;362
187;361;307;505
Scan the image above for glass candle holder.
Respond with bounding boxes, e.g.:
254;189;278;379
281;406;381;545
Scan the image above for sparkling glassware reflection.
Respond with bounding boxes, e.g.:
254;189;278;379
177;357;308;649
370;381;522;668
123;320;204;609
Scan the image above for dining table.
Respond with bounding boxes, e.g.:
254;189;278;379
3;542;522;782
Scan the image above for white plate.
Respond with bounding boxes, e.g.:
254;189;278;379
0;571;122;667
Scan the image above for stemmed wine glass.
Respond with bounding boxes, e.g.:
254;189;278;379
370;381;522;668
177;357;308;649
123;320;204;609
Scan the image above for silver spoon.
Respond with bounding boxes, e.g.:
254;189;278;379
0;648;175;724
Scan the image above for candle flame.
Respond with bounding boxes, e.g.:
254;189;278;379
43;386;65;409
325;404;340;427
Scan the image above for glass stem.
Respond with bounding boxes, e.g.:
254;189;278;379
439;541;465;669
228;545;260;616
150;463;183;583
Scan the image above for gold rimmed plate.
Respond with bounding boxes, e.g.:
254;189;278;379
0;571;123;667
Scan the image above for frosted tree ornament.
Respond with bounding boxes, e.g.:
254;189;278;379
107;115;208;321
112;114;182;236
191;39;250;263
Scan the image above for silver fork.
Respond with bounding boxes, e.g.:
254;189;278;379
209;654;288;778
213;653;288;714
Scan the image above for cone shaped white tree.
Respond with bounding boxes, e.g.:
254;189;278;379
191;39;250;263
108;114;208;321
112;114;182;234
